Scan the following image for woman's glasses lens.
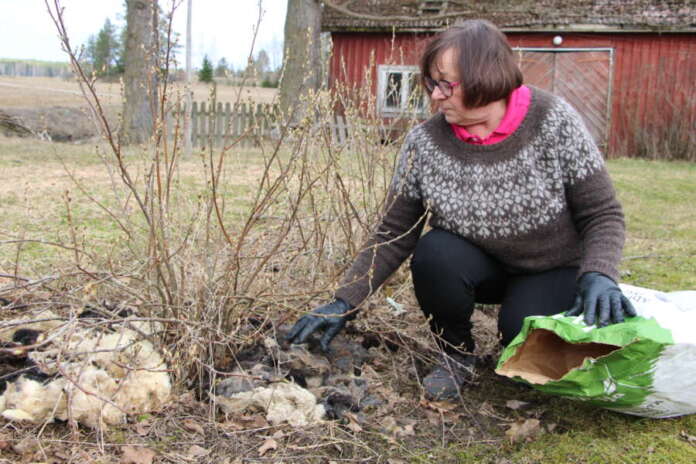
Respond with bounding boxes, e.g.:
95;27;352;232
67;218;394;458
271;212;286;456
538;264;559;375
424;78;453;97
424;77;436;93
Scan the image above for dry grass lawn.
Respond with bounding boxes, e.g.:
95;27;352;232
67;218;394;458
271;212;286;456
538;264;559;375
1;132;695;463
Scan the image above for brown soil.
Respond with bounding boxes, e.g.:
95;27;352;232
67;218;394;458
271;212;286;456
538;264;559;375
0;286;582;463
1;106;119;142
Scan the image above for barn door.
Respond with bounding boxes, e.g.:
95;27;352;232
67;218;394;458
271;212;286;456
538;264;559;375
514;48;613;151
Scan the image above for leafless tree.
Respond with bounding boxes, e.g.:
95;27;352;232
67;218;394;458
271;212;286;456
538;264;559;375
279;0;322;124
121;0;159;144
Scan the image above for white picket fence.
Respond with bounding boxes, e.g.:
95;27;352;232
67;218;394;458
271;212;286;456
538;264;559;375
179;101;277;147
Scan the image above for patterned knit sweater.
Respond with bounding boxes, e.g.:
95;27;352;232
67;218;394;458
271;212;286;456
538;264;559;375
335;86;625;308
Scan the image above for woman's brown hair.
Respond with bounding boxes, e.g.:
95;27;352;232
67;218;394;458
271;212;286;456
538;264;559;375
420;19;523;108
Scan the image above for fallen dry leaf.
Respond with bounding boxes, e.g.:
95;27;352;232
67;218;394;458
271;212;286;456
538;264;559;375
505;419;542;444
346;419;363;433
419;397;458;413
179;391;196;404
183;418;205;435
187;445;209;457
220;458;243;464
376;386;405;408
381;416;417;437
382;416;399;433
68;449;93;462
220;420;244;432
222;414;269;431
397;418;417;437
343;412;363;433
478;401;510;421
424;409;441;426
401;422;416;436
0;432;10;451
120;445;156;464
241;414;269;429
135;422;151;437
505;400;529;410
258;438;278;456
12;437;40;455
387;459;407;464
444;412;464;424
52;449;71;461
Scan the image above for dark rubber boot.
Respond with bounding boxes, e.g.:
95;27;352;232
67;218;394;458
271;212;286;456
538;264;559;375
423;353;477;401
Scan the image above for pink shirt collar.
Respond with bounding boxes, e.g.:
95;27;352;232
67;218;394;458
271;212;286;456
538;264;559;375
450;85;531;145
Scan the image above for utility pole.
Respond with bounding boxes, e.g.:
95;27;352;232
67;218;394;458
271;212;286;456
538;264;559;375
184;0;192;156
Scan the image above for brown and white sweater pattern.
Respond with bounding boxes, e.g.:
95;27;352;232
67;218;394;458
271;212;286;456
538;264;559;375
335;87;625;308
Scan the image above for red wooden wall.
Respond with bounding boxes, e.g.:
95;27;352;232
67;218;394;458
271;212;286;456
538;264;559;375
329;32;430;105
329;31;696;156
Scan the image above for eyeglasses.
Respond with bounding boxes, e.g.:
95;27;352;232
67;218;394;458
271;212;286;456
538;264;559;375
423;77;461;97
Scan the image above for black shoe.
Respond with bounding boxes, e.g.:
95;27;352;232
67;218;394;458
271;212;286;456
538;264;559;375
423;353;477;401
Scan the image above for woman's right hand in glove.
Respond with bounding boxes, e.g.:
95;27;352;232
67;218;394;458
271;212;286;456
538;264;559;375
565;272;637;327
285;299;354;352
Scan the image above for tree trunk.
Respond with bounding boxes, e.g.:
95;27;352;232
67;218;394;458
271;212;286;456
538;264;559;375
122;0;158;145
279;0;322;124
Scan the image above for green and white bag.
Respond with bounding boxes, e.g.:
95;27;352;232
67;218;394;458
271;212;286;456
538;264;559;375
496;284;696;418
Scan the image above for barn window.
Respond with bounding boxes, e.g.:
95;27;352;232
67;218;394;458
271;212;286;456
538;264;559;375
377;65;428;117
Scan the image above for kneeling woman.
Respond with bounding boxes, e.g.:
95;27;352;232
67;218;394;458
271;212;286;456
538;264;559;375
286;20;635;400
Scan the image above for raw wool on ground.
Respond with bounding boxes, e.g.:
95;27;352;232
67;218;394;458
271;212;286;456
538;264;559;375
0;376;67;423
215;381;326;427
213;336;378;427
0;313;172;429
0;309;64;343
497;284;696;418
213;343;329;427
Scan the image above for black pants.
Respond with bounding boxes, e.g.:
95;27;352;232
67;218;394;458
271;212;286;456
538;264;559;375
410;228;578;352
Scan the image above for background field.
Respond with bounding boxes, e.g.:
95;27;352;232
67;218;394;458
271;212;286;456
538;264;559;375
0;75;279;143
0;75;278;109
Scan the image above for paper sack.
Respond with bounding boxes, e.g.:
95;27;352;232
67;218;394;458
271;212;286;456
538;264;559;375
496;284;696;418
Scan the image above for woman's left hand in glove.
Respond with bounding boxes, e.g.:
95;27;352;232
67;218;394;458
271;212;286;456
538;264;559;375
565;272;637;327
285;299;354;352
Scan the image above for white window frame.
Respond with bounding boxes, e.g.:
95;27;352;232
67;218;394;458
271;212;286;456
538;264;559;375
376;65;429;117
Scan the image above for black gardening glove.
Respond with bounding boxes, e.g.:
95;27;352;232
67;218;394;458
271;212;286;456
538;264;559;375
285;299;355;352
565;272;637;327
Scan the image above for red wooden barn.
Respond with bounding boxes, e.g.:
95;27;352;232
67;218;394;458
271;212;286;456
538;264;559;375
321;0;695;156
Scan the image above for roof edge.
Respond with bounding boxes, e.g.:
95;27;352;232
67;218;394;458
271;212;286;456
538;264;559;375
502;25;696;33
323;25;696;34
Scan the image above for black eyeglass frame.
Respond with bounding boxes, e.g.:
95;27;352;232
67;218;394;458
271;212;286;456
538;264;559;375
423;76;461;97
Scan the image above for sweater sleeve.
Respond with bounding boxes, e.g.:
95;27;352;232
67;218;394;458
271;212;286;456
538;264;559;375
556;100;625;282
334;134;427;307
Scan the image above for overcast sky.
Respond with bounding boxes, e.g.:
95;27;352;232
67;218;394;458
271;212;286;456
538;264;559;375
0;0;287;70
